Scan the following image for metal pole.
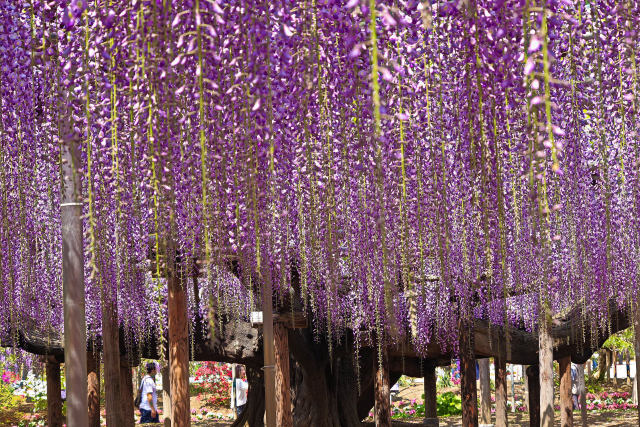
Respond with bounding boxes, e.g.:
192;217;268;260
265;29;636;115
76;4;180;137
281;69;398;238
61;139;88;427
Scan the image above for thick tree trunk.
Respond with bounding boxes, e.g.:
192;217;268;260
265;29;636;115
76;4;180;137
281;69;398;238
495;337;508;427
478;358;491;426
374;348;391;427
232;366;265;427
169;269;190;427
424;360;439;427
559;356;573;427
46;356;63;427
120;358;135;426
102;299;125;426
275;323;293;427
526;364;540;427
87;350;101;427
539;316;554;427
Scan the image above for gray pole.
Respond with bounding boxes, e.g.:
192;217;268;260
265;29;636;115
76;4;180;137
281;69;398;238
61;138;88;427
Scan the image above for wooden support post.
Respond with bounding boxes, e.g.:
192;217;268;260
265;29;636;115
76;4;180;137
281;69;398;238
495;337;508;427
626;350;631;386
87;350;101;427
120;358;134;426
374;348;391;427
576;363;587;427
613;350;618;385
162;366;172;427
634;305;640;424
478;358;491;426
559;356;573;427
274;322;292;427
460;322;478;427
46;356;63;427
102;301;124;426
262;277;277;427
539;317;554;427
60;127;88;427
424;360;439;427
526;364;540;427
169;264;190;427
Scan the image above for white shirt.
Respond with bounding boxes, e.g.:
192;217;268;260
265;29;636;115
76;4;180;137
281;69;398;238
235;378;248;406
140;375;158;411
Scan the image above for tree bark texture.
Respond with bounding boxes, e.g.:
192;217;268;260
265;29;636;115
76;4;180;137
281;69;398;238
87;350;101;427
559;356;573;427
120;358;135;426
46;357;63;427
527;364;540;427
539;317;554;427
169;271;190;427
374;348;391;427
232;366;266;427
274;322;293;427
460;322;478;427
478;358;491;425
102;299;125;426
495;336;508;427
424;360;439;426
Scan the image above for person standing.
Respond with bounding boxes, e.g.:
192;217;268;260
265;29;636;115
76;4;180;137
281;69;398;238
233;365;248;417
139;362;160;423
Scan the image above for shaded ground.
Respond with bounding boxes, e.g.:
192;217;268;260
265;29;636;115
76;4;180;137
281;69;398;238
182;409;639;426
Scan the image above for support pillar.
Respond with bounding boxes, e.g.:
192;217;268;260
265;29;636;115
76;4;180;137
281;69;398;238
262;277;277;427
539;317;554;427
576;363;587;427
162;366;171;427
424;360;439;427
460;322;478;427
60;123;88;427
634;305;640;423
102;300;124;426
274;322;292;427
374;348;391;427
169;265;190;427
495;337;508;427
87;350;100;427
46;356;63;427
613;350;618;385
626;350;631;386
478;358;492;426
120;358;135;426
526;364;540;427
559;356;573;427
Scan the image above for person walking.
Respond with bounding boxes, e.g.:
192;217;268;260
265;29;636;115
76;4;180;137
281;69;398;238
139;362;160;423
233;365;248;417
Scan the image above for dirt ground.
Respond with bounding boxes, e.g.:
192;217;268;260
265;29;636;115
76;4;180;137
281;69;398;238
149;379;640;426
190;410;640;427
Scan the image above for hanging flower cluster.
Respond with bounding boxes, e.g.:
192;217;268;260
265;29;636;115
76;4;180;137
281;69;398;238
0;0;639;357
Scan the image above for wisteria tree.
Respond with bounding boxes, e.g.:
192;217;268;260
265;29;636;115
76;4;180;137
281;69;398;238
0;0;639;426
